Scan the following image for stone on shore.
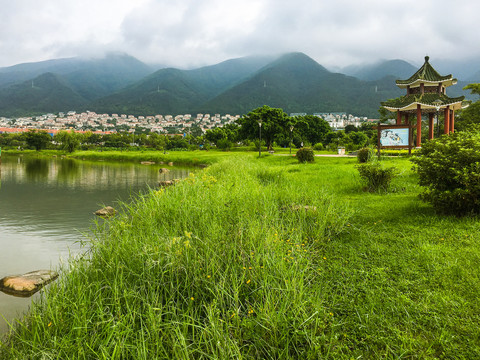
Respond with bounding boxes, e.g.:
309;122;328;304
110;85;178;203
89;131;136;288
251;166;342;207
141;161;155;165
159;179;180;187
94;206;116;218
0;270;59;297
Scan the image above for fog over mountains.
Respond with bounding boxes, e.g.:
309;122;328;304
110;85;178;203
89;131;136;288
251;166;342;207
0;52;478;119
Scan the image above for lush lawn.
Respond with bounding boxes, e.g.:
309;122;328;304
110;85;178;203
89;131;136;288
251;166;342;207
1;153;479;359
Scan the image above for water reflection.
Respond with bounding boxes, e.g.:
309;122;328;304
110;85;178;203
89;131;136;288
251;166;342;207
25;158;49;181
57;158;80;181
0;154;191;336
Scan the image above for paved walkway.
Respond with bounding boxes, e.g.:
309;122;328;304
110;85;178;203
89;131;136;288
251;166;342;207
273;153;354;157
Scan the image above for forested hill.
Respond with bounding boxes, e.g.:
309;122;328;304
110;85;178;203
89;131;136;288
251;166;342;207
0;52;476;118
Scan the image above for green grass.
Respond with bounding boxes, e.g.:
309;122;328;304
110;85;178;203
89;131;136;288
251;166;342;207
1;154;479;359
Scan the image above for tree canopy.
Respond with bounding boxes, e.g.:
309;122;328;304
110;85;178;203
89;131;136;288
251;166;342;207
457;83;480;130
24;130;52;150
293;115;332;145
54;130;80;153
237;106;289;150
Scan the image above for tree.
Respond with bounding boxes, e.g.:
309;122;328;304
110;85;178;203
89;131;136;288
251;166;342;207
325;130;346;147
83;131;102;146
205;127;227;145
223;123;240;143
237;106;289;150
411;124;480;214
463;83;480;96
190;125;204;138
103;133;130;148
345;131;368;150
294;115;332;145
344;124;358;134
55;130;80;153
146;133;167;149
25;130;52;151
456;83;480;131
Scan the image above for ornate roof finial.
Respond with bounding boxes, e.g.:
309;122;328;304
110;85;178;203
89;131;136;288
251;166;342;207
425;55;430;62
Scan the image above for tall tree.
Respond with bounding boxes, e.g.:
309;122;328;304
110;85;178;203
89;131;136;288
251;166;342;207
24;130;52;150
55;130;80;153
237;106;289;150
294;115;332;145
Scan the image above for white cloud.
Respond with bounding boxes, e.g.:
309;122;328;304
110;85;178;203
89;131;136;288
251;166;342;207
0;0;479;68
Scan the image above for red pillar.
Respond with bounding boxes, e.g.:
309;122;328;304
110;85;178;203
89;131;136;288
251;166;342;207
404;113;409;125
416;104;422;147
444;106;450;134
428;113;434;140
450;110;455;133
396;110;401;125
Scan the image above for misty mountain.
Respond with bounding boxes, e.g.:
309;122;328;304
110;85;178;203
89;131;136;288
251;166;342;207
467;70;480;82
0;72;87;117
0;53;153;98
429;58;480;82
342;58;480;83
90;55;275;115
197;53;403;117
0;52;477;119
341;59;418;81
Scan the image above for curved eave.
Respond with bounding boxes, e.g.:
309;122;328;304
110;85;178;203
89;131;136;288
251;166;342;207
382;100;465;112
396;78;456;89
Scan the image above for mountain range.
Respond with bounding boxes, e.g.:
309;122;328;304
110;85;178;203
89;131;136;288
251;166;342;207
0;52;478;119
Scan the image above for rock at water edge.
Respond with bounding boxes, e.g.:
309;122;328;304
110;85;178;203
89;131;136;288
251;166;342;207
94;206;116;218
0;270;59;297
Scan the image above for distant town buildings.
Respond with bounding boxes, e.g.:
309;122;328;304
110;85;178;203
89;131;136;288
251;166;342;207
0;111;241;135
0;110;371;134
312;113;368;130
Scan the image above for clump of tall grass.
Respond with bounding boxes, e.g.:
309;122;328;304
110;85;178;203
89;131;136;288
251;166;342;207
357;162;398;193
0;157;351;359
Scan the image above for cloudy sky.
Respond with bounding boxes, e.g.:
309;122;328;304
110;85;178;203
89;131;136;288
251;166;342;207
1;0;479;69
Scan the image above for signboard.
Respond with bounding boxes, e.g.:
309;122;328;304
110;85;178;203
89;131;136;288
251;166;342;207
376;123;413;156
380;128;409;147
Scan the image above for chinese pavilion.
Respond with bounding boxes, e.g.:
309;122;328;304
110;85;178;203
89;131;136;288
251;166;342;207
381;56;467;146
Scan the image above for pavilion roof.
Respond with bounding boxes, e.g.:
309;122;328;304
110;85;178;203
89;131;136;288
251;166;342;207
396;56;457;88
381;93;466;112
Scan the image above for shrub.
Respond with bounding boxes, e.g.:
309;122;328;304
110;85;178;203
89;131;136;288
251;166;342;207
357;163;397;192
357;147;375;163
411;125;480;214
216;138;232;151
296;147;315;163
313;142;324;151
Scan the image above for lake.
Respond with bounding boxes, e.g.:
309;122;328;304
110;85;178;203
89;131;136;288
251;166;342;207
0;154;190;336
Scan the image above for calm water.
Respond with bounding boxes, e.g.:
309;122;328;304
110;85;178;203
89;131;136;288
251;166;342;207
0;155;190;335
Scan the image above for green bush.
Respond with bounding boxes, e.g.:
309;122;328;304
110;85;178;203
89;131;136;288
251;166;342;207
357;147;375;163
296;147;315;163
216;138;232;151
357;163;397;192
411;126;480;214
313;142;324;151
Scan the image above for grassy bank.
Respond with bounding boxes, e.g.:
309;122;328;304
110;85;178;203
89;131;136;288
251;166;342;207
2;147;338;166
69;149;250;167
1;155;479;358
